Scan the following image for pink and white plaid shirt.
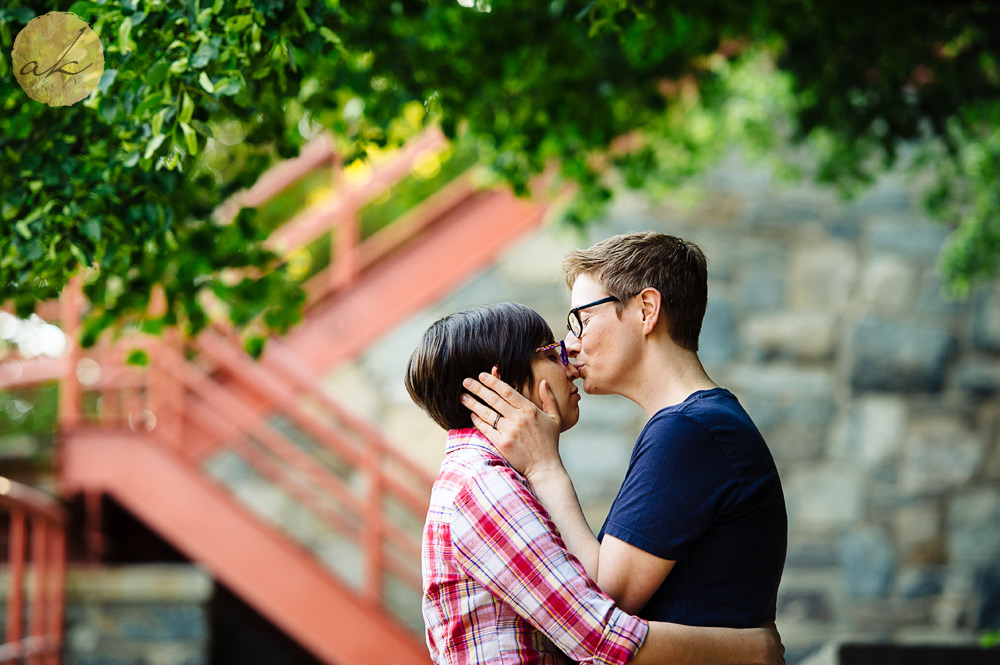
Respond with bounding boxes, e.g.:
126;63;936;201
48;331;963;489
421;428;648;665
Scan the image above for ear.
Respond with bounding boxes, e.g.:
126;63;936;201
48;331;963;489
637;287;662;336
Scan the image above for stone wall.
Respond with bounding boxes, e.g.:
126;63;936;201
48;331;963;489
0;565;211;665
62;565;211;665
325;153;1000;663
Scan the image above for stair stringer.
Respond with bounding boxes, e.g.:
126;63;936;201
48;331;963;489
59;427;430;665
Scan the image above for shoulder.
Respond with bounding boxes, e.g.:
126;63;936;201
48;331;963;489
449;452;533;511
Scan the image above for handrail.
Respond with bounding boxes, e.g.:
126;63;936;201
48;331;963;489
0;477;66;665
46;128;465;636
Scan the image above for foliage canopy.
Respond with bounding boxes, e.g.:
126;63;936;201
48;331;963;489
2;0;999;345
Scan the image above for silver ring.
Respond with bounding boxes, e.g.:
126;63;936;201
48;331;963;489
493;412;502;429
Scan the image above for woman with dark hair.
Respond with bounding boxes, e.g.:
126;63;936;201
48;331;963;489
406;303;782;665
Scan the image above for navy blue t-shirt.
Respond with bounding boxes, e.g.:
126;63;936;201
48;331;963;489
598;388;787;627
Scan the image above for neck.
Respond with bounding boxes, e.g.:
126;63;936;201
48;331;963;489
620;337;718;417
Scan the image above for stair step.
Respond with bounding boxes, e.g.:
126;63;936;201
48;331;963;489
201;448;366;596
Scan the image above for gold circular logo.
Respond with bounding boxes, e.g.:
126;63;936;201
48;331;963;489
12;12;105;107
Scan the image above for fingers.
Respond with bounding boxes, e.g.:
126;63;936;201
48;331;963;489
462;372;531;415
460;392;501;424
469;411;500;444
475;369;532;407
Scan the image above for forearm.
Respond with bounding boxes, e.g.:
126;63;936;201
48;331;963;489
526;465;601;579
631;623;774;665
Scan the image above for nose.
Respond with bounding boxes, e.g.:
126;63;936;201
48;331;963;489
565;332;581;358
563;359;580;379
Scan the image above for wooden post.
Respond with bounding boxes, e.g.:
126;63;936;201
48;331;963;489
58;277;82;431
362;444;384;607
5;509;25;661
46;525;65;665
27;517;47;665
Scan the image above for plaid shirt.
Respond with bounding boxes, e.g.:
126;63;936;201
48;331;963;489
422;428;648;664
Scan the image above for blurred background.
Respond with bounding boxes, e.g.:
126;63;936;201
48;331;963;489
2;1;999;664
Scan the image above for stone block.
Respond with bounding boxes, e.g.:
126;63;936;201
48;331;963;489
231;477;294;526
892;503;946;565
867;214;949;261
743;311;838;361
901;419;984;494
778;588;836;622
955;359;1000;396
849;319;955;393
974;566;1000;631
784;466;863;530
748;198;829;230
705;153;774;197
972;286;1000;353
788;240;859;311
947;487;1000;567
314;532;364;589
382;404;447;477
829;396;907;469
850;175;913;213
699;297;738;367
915;270;963;319
858;255;918;313
202;450;256;489
65;566;212;603
322;360;386;417
738;269;786;311
107;604;207;642
841;526;896;599
786;541;840;569
561;425;636;506
495;227;578;286
725;364;834;461
897;566;948;599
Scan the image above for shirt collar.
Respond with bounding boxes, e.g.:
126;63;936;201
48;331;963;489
446;428;504;458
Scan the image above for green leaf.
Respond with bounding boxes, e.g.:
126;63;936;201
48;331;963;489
144;133;166;160
118;17;137;54
145;61;170;88
319;27;342;45
134;91;165;118
179;92;194;124
98;68;118;95
198;72;215;93
125;348;149;366
243;335;266;359
15;219;32;240
68;2;102;19
189;119;215;138
180;122;198;155
151;108;167;137
169;57;189;74
213;77;242;96
226;14;253;33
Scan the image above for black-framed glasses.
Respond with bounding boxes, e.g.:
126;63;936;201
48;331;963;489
535;340;569;366
566;296;618;338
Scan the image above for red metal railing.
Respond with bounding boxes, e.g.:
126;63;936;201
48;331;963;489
0;477;65;665
53;130;451;624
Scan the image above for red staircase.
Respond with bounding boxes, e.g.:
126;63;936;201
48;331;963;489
31;128;550;665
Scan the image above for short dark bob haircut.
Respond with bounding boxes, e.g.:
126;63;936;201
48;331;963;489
405;302;554;431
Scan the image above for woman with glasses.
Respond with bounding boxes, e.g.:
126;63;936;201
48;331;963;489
405;302;783;665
